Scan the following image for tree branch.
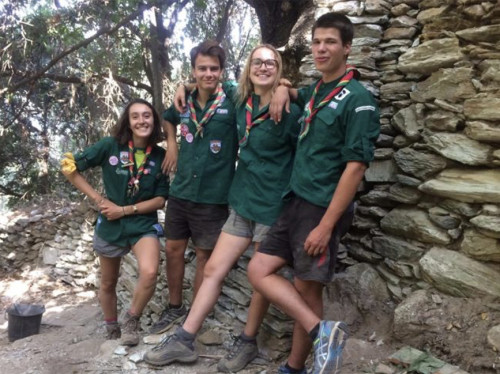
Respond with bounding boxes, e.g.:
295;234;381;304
215;0;235;43
1;2;152;96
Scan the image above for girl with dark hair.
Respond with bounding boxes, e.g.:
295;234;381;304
61;99;169;346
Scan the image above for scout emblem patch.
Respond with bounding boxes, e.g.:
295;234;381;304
109;156;118;166
210;140;221;154
185;133;194;143
120;151;129;164
180;124;189;137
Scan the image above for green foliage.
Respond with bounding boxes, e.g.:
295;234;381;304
0;0;266;207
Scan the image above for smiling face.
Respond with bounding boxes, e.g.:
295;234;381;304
312;27;351;82
128;103;154;145
192;54;223;94
249;47;279;93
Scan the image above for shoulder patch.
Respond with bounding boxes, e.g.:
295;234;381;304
328;101;338;110
355;105;376;113
334;88;350;101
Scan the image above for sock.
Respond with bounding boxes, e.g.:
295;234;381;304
308;323;320;341
240;332;257;343
105;317;118;325
169;303;183;309
285;362;306;373
175;326;196;349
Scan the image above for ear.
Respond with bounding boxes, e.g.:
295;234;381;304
191;67;196;78
344;43;352;57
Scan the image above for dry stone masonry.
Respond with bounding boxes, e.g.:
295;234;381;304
1;0;500;369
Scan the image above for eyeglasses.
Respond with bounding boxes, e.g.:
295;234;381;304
250;58;278;69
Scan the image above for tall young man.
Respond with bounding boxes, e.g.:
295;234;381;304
150;40;238;334
248;13;380;374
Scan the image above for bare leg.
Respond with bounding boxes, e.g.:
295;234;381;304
98;255;121;320
165;238;189;305
183;232;252;334
243;242;270;337
248;252;321;333
287;278;324;369
193;247;211;300
129;236;161;315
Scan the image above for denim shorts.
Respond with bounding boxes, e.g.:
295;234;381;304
164;197;228;250
259;195;354;283
222;208;271;243
93;232;159;258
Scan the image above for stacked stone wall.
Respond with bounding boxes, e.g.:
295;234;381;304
308;0;500;301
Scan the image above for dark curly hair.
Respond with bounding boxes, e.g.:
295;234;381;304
112;99;162;146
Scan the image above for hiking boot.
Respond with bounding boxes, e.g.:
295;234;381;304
144;333;198;366
217;335;258;372
277;363;308;374
149;304;187;334
120;312;141;346
105;323;121;340
312;320;349;374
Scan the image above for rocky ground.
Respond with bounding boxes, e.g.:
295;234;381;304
1;265;497;374
0;266;396;374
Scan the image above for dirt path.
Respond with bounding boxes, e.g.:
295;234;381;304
0;270;395;374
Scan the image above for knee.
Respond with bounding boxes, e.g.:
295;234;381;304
140;267;158;286
202;260;223;282
100;277;118;293
166;243;185;258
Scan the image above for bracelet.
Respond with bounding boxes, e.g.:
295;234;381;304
133;205;138;214
122;207;126;216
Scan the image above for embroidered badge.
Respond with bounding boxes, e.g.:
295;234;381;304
120;151;129;164
109;156;119;166
180;110;190;118
328;101;338;110
185;133;194;143
180;124;189;136
148;160;156;166
210;140;221;154
216;108;228;115
355;105;376;113
334;88;350;101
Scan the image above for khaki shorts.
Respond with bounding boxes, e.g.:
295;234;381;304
222;208;271;243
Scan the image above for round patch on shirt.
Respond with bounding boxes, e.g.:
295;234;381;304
109;156;119;166
180;124;189;136
186;133;194;143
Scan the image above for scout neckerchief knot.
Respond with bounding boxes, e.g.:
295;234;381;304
239;95;270;147
299;65;360;141
188;83;226;138
127;140;152;197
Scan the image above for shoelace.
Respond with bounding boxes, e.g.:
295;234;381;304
153;334;176;351
226;335;250;359
123;316;139;332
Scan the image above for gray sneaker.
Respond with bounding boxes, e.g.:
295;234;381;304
120;312;141;346
312;320;349;374
144;333;198;366
217;335;259;372
149;305;187;334
105;323;121;340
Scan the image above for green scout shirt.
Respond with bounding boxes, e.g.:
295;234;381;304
164;81;238;204
290;78;380;208
74;136;169;246
228;94;301;226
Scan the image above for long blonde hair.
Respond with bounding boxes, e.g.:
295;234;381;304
236;44;283;105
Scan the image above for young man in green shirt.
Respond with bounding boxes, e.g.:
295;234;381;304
150;41;238;334
248;13;380;374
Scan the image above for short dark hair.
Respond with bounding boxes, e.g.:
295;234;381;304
190;40;226;69
312;12;354;45
113;98;162;146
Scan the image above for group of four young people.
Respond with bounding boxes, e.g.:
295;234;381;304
62;11;380;374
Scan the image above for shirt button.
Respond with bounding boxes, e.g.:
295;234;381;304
193;174;197;178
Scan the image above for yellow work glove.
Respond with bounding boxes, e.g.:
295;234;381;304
60;152;77;175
